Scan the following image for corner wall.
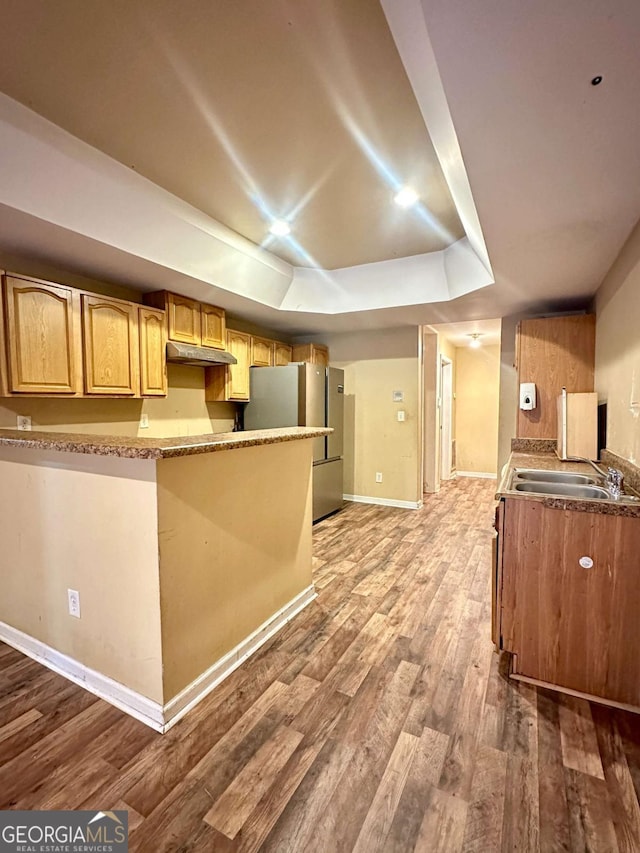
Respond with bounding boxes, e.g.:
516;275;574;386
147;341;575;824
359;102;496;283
595;217;640;466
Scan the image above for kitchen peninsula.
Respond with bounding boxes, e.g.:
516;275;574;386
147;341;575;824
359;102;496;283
0;426;329;731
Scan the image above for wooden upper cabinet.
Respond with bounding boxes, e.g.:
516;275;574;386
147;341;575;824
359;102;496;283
167;293;201;346
139;307;167;397
201;304;226;350
251;336;274;367
273;342;293;366
226;330;251;400
291;343;329;367
516;314;595;439
82;294;139;395
145;291;228;350
204;329;251;402
3;276;81;394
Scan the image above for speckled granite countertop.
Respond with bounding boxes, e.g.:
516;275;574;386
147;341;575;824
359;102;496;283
497;451;640;517
0;426;332;460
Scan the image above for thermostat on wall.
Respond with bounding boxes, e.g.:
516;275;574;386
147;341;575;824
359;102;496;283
393;390;404;402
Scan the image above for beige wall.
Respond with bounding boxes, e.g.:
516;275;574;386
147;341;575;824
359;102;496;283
325;327;421;504
156;440;313;701
595;217;640;466
454;345;500;475
0;364;237;437
0;448;164;701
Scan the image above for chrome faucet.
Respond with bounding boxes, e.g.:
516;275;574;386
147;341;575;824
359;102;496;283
606;467;624;499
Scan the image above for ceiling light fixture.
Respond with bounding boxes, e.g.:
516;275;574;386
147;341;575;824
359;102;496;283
468;333;482;348
269;219;291;237
393;186;419;208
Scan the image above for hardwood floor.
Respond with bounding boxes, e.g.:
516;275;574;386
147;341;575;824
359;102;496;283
1;477;640;851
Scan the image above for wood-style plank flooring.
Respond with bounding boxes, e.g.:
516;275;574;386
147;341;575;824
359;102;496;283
1;478;640;851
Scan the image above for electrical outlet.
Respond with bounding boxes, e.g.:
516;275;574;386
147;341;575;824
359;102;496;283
397;410;406;422
375;472;383;483
17;415;31;431
140;413;149;429
67;589;81;619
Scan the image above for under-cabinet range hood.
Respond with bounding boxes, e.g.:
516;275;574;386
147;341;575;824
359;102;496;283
166;341;237;367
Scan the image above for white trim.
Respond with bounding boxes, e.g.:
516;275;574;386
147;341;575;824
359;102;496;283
455;471;497;479
0;583;317;734
162;584;317;731
343;494;423;510
0;620;165;731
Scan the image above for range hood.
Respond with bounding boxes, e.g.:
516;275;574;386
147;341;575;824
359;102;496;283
166;341;237;367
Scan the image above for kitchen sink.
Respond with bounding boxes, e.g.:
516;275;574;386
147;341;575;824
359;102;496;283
513;482;610;499
514;469;598;485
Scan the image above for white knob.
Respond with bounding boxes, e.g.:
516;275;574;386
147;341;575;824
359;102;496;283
579;556;594;569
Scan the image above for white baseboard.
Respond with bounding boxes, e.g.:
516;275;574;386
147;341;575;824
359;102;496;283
162;584;317;731
455;471;497;479
0;583;317;734
0;620;165;731
343;494;423;510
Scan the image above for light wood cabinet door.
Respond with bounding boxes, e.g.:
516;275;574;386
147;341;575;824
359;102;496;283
167;293;201;345
201;304;226;350
273;341;292;366
82;295;139;395
226;330;251;400
251;336;274;367
291;343;329;366
139;307;167;396
4;276;80;394
204;329;251;402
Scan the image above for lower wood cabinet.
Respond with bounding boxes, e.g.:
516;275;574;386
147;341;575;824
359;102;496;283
139;307;167;396
497;497;640;708
3;275;81;394
82;294;139;395
204;329;251;402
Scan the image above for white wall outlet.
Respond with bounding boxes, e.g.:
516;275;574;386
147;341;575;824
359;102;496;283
375;472;383;483
397;410;406;422
140;413;149;429
67;588;81;618
393;390;404;402
17;415;32;431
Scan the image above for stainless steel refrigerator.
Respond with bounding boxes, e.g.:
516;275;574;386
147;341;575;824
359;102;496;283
244;363;344;522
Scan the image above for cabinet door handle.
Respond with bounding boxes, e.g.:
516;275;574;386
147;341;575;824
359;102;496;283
579;556;594;569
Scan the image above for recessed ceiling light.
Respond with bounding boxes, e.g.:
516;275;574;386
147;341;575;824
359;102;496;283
269;220;291;237
394;186;419;208
468;333;482;348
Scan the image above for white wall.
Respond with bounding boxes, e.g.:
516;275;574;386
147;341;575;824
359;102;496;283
595;217;640;466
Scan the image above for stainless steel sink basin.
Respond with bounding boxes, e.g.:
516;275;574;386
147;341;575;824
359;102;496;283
514;469;598;485
513;482;610;499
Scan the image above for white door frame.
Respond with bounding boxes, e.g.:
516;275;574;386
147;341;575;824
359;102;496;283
440;356;453;480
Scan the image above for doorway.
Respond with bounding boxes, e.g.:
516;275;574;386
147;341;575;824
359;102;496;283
440;356;453;480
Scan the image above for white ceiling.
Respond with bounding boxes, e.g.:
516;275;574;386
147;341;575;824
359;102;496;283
0;1;638;335
431;318;502;348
